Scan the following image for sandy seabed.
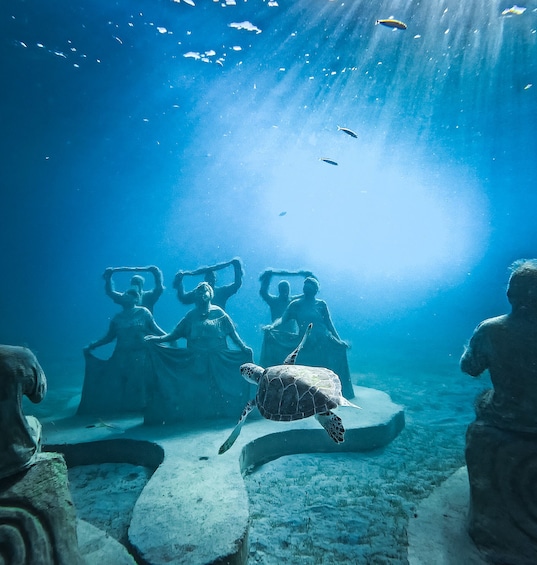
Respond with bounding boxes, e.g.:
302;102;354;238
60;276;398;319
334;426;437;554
242;363;485;565
38;356;487;564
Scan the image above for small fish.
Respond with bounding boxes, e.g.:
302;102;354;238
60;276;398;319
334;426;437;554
320;158;338;166
279;211;287;216
337;126;358;138
501;5;526;16
376;19;408;30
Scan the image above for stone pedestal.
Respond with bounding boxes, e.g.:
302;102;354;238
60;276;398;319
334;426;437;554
466;420;537;565
0;452;84;565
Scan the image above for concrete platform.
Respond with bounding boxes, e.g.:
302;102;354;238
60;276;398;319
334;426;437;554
42;385;404;565
408;467;487;565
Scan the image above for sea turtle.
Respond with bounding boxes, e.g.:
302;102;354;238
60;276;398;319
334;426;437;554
218;323;361;454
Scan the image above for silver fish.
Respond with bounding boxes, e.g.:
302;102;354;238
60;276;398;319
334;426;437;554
337;126;358;138
320;158;338;166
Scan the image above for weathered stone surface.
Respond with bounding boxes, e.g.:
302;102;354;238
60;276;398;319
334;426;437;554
0;452;84;565
0;344;47;480
44;385;404;565
408;467;487;565
466;420;537;565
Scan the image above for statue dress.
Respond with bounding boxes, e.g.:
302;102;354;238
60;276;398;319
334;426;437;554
144;306;252;424
78;306;162;415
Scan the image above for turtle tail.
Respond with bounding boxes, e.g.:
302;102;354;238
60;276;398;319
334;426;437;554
315;411;345;443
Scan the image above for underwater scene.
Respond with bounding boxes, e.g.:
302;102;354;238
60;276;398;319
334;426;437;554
2;0;537;563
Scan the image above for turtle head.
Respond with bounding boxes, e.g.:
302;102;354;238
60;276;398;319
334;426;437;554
240;363;263;384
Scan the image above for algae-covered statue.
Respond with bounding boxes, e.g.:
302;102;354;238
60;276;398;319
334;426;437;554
0;345;84;564
261;277;355;399
103;264;164;313
461;259;537;564
0;345;46;479
78;288;166;415
144;282;253;424
173;257;243;310
259;268;314;326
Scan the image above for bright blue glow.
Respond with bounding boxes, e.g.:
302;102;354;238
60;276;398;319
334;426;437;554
261;141;489;285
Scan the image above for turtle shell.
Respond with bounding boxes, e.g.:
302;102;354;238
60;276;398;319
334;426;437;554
256;364;342;421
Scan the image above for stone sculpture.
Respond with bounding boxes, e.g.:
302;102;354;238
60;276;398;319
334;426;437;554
259;268;314;328
0;345;46;479
461;259;537;565
173;257;243;310
103;264;164;313
0;345;83;564
78;288;166;414
261;276;355;399
144;282;252;423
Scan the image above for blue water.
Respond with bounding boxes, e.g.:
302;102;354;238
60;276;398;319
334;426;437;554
1;0;537;388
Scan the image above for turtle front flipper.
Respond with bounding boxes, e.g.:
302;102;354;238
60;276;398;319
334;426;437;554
218;400;256;454
284;323;313;365
314;411;345;443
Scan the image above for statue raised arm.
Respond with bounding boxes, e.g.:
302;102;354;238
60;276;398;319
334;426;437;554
103;265;164;313
173;257;244;310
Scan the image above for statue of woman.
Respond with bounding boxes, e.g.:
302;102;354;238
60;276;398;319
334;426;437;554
144;282;253;423
262;277;355;399
78;288;166;415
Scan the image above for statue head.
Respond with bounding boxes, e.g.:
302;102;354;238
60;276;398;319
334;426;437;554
507;259;537;313
303;276;320;297
194;282;214;305
130;274;145;291
278;280;291;298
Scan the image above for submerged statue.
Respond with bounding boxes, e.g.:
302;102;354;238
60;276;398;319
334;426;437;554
103;265;164;313
173;257;243;310
0;346;83;564
461;259;537;564
0;345;47;479
261;277;355;399
259;268;314;326
78;288;166;415
144;282;253;424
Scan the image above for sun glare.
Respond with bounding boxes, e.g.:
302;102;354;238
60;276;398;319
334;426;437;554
263;143;489;286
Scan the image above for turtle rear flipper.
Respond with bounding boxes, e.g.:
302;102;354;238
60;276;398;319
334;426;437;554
218;400;256;454
284;323;313;365
315;411;345;443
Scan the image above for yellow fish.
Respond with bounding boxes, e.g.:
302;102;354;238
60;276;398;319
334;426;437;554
501;5;526;15
376;19;407;30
